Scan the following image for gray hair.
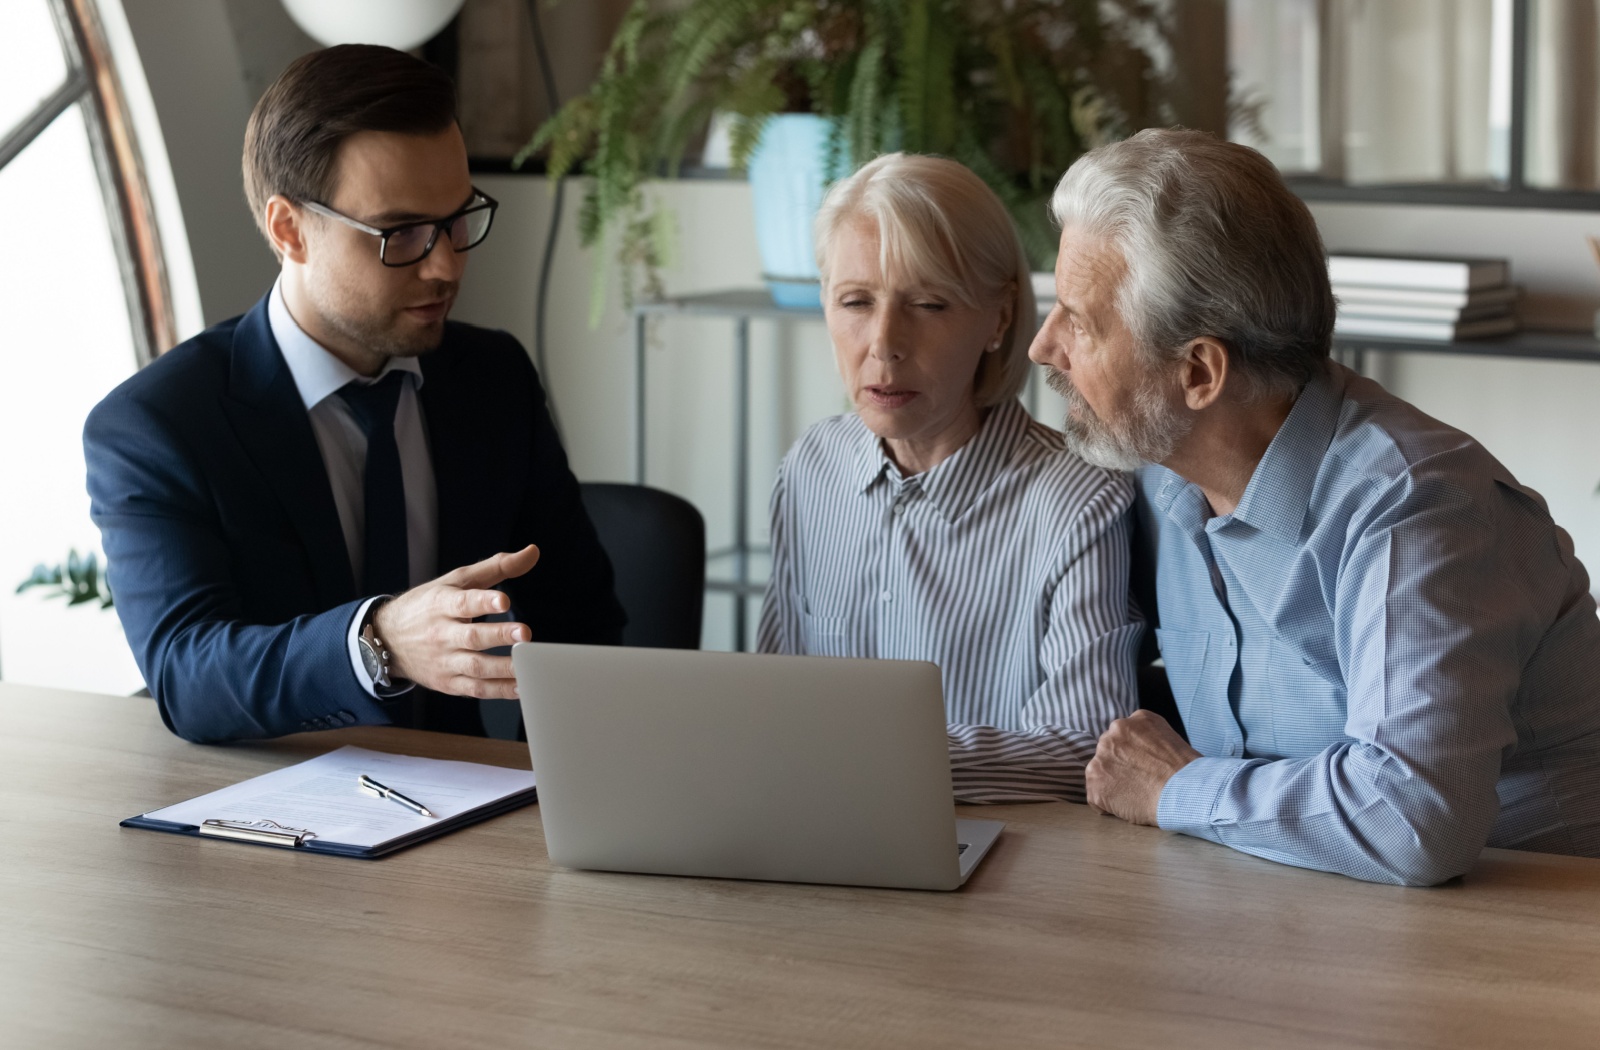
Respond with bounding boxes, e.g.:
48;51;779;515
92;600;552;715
816;153;1036;408
1050;128;1334;401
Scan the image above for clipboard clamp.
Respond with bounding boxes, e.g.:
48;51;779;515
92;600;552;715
199;818;318;848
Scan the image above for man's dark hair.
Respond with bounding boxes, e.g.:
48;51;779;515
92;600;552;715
243;44;457;252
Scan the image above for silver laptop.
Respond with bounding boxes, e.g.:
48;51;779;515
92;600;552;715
513;643;1003;891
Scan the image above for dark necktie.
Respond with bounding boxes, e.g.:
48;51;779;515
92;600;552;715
338;370;410;597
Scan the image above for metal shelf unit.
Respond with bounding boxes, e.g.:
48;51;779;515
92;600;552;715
632;292;821;650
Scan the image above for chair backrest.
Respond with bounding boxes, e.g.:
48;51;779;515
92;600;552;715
579;482;706;649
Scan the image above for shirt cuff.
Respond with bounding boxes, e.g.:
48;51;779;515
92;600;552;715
346;596;414;699
1156;756;1249;835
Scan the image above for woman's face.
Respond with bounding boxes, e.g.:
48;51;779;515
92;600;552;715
824;217;1012;469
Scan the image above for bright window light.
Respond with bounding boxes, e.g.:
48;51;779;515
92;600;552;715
0;0;151;695
0;1;69;143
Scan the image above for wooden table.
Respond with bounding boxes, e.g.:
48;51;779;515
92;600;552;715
3;683;1598;1049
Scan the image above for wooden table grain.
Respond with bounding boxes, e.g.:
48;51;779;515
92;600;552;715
3;682;1597;1049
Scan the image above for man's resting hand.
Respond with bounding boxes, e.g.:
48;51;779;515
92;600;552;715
1086;710;1201;826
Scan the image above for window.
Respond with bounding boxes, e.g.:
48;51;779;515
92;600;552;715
1228;0;1600;208
0;0;174;693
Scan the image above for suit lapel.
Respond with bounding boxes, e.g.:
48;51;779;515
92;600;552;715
221;296;357;607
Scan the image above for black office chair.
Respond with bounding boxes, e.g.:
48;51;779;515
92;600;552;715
579;482;706;649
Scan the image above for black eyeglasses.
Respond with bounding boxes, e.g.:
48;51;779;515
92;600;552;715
300;188;499;266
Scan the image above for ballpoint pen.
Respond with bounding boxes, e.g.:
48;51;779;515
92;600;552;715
358;773;437;818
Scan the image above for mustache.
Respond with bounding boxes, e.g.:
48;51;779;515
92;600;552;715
1044;366;1077;402
414;280;459;303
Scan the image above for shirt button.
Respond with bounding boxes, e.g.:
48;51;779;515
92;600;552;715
893;503;906;516
880;590;892;602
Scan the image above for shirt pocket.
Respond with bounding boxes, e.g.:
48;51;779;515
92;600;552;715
1153;627;1210;710
800;610;854;657
1266;638;1349;756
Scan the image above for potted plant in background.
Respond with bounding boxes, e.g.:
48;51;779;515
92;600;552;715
520;0;1179;314
16;549;114;609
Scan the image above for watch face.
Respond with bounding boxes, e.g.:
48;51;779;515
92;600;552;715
359;637;382;681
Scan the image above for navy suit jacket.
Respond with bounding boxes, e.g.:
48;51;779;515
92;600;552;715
85;295;624;743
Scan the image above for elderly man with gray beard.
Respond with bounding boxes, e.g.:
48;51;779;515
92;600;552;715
1029;128;1600;886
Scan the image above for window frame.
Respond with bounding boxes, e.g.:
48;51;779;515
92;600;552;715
0;0;174;364
1285;0;1600;211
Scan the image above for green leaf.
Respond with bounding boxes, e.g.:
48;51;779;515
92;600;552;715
15;547;115;608
845;35;885;166
898;0;930;149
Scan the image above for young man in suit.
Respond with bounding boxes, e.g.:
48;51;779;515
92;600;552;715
85;45;624;743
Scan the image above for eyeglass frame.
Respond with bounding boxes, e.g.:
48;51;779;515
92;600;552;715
296;187;499;267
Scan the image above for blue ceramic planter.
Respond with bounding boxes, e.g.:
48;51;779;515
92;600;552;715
746;114;840;310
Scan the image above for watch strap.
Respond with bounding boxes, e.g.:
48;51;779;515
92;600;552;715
359;597;402;692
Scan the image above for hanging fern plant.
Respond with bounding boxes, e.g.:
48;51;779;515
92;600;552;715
518;0;1179;317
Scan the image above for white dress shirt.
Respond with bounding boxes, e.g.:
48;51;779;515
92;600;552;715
267;279;438;695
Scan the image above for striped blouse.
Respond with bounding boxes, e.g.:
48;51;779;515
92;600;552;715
758;399;1142;803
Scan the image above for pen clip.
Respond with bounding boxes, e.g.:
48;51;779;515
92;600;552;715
358;773;395;798
199;818;316;848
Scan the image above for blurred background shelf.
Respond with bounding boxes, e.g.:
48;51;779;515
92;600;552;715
1332;328;1600;365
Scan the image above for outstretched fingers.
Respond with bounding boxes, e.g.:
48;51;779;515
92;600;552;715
444;545;541;590
376;548;540;700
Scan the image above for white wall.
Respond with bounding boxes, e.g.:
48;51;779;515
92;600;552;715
119;0;283;325
450;176;846;646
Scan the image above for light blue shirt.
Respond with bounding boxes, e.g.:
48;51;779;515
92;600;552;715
1143;363;1600;885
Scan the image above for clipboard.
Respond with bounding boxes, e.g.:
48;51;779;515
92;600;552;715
121;745;538;859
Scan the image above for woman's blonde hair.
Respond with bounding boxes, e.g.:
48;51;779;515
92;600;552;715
814;153;1035;408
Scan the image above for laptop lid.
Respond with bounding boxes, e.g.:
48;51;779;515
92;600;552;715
514;643;985;891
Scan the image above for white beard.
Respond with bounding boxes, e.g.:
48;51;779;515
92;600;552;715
1046;366;1191;472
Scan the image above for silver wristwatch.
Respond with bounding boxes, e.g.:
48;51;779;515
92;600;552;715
357;600;398;691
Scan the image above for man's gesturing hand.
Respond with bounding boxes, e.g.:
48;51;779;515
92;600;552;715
372;545;540;700
1085;710;1202;826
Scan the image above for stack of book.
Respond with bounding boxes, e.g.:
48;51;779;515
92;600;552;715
1329;254;1519;341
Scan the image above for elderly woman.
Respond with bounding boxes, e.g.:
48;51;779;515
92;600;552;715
758;153;1140;804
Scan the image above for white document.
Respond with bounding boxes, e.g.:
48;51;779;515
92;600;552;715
142;746;536;849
